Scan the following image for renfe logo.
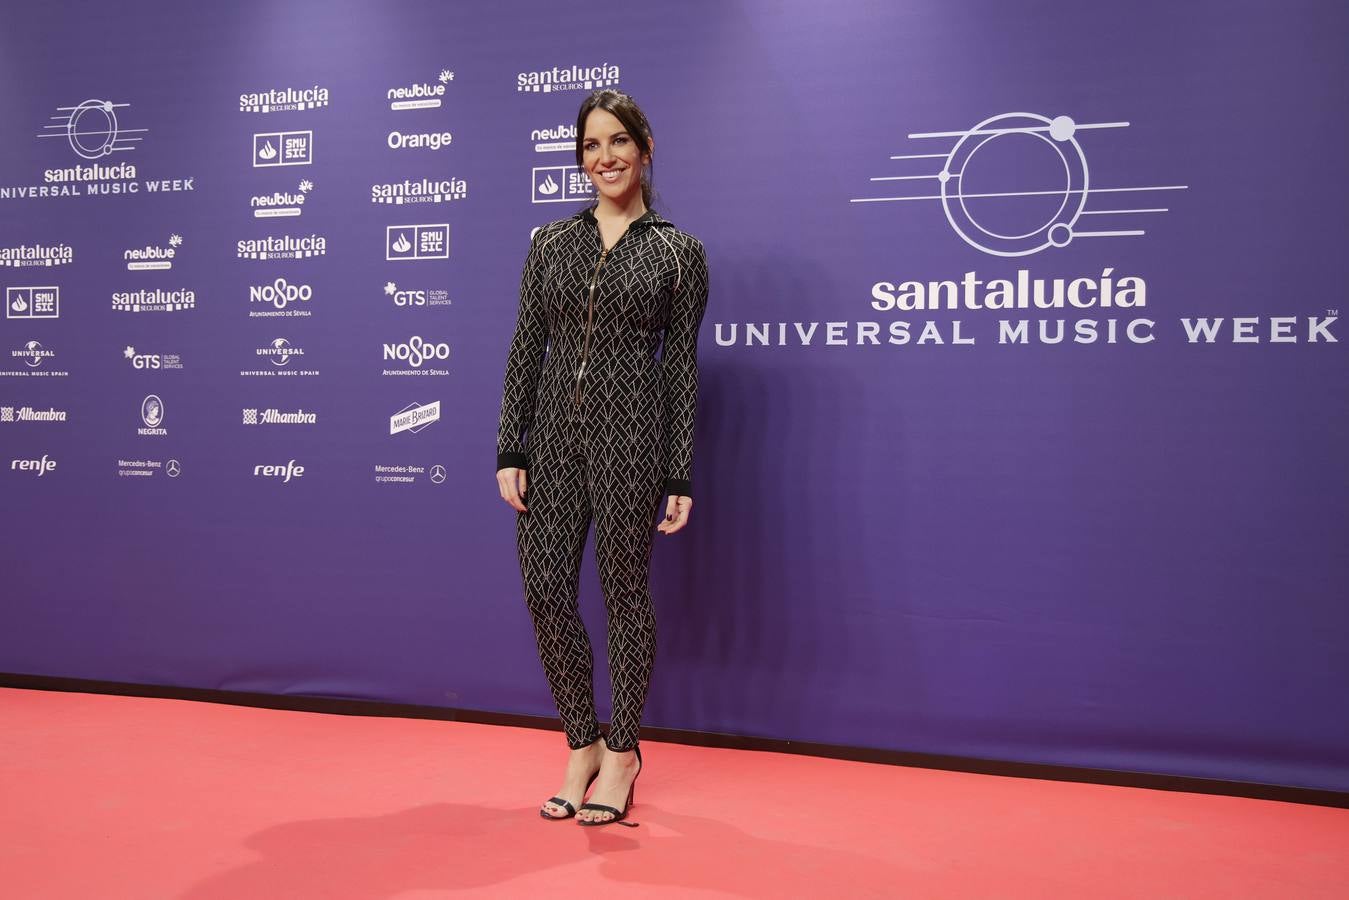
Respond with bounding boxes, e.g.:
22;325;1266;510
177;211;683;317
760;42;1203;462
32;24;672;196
11;454;56;476
254;459;304;482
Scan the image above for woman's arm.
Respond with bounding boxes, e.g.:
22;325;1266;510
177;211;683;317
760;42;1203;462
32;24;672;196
660;235;710;499
496;228;551;472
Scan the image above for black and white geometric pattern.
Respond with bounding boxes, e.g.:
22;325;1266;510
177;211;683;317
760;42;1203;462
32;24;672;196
496;204;709;752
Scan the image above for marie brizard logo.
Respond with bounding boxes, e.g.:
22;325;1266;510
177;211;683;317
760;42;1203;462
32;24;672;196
850;112;1187;257
40;99;147;159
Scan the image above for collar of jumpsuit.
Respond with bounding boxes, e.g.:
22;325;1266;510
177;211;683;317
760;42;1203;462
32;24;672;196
576;203;673;240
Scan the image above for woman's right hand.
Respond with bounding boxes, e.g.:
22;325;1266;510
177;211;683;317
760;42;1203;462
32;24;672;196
496;467;528;513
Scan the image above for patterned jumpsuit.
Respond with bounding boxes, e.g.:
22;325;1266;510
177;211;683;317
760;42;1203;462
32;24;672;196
497;204;709;753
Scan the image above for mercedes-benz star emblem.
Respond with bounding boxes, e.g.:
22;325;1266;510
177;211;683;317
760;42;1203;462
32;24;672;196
430;464;446;484
166;459;182;478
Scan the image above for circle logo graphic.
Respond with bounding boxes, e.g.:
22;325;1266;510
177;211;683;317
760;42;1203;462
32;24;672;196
430;464;446;484
270;338;293;367
938;113;1087;257
141;394;164;427
166;459;181;478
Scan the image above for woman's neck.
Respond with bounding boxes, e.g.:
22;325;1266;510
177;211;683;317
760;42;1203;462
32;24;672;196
593;192;647;224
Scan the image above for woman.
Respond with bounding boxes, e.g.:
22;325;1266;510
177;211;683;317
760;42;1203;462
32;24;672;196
495;89;709;827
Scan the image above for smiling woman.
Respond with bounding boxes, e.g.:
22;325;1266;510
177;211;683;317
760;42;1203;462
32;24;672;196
496;89;710;829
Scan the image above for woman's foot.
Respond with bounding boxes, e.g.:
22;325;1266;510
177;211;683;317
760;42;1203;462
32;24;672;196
540;739;605;819
576;743;640;824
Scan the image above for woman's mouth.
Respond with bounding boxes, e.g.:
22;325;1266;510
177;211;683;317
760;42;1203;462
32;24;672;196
598;168;626;183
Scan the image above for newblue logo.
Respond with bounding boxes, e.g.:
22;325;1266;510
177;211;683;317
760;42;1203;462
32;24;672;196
388;70;453;110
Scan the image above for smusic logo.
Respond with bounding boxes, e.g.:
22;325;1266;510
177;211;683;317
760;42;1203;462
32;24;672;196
6;286;59;319
385;224;448;261
253;131;312;167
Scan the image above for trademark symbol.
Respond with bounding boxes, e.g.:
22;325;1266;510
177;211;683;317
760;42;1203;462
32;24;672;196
1328;308;1339;316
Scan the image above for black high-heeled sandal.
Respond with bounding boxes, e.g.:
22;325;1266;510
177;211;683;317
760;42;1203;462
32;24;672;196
540;739;603;820
576;744;642;828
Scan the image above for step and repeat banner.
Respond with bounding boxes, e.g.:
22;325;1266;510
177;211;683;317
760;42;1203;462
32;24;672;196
3;1;1346;790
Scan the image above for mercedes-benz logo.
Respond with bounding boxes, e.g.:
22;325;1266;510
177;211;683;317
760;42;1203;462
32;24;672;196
429;464;446;484
166;459;182;478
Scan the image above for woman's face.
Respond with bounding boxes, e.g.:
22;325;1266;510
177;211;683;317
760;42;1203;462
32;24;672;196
582;108;649;205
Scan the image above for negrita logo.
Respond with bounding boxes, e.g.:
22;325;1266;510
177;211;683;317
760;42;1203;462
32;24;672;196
137;394;166;436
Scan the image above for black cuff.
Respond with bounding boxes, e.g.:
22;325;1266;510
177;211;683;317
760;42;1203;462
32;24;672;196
497;451;528;471
664;478;691;498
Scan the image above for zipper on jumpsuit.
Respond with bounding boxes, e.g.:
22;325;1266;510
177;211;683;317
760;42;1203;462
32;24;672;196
574;223;636;406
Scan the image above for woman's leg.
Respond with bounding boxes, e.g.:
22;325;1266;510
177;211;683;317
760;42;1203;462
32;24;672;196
591;458;663;753
517;443;599;748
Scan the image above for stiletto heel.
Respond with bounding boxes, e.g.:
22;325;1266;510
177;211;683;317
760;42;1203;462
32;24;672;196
540;739;603;820
577;744;642;828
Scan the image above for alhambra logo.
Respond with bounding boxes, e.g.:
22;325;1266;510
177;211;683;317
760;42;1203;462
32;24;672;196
516;63;619;94
850;111;1187;257
371;178;467;205
239;84;330;114
388;70;454;111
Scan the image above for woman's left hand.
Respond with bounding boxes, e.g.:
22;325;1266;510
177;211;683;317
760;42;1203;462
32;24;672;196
657;495;692;535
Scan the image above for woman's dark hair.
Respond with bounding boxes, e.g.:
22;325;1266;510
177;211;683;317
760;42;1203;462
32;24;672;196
575;89;655;209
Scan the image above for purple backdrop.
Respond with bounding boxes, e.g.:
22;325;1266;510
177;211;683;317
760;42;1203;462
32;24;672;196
2;0;1346;791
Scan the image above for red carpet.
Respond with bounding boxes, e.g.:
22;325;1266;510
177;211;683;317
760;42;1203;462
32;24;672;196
1;687;1344;899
